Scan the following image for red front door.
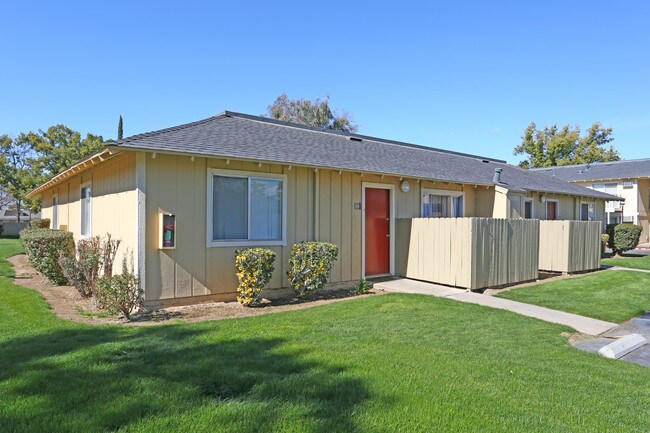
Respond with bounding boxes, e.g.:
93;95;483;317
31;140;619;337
365;188;390;275
547;201;557;220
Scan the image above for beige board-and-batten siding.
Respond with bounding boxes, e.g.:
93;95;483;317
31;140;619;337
143;153;487;303
539;220;602;273
39;152;138;269
396;218;540;291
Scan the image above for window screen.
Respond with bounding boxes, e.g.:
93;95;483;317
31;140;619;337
212;175;284;242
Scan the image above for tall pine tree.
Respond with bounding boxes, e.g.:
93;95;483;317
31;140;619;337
117;115;123;140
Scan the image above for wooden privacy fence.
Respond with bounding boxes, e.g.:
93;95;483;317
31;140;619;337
396;218;540;291
539;220;602;273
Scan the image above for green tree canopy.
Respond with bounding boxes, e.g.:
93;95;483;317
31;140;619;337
514;122;620;169
0;134;41;220
266;93;358;133
24;125;105;176
0;125;105;218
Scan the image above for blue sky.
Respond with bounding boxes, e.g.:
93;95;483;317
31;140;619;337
2;1;649;164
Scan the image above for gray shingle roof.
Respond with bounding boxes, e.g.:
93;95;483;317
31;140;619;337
113;111;617;200
531;159;650;182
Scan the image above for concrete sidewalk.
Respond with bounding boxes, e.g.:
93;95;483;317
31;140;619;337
374;278;617;336
606;266;650;274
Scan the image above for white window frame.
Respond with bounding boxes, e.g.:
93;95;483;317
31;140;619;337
580;201;596;222
52;193;59;229
206;168;287;247
80;181;92;238
420;188;465;218
545;199;559;220
523;198;534;219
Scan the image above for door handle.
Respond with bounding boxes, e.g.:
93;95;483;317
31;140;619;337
386;234;391;238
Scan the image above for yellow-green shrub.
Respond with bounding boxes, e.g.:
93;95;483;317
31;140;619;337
287;242;338;298
235;248;276;306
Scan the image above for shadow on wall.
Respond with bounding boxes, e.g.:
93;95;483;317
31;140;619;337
0;325;370;432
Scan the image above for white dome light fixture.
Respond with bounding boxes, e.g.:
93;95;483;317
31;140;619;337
400;180;410;193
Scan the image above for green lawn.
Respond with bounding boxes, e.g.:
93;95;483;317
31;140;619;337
603;254;650;271
1;239;650;432
497;270;650;323
0;237;24;278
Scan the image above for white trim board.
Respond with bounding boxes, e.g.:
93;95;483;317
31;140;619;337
361;182;396;278
135;152;147;296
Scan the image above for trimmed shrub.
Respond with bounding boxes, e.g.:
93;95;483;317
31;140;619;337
20;228;74;285
351;278;373;295
287;241;339;298
96;253;142;320
30;219;51;229
612;224;642;255
235;248;276;306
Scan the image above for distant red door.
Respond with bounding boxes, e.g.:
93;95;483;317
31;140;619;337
547;201;557;220
365;188;390;275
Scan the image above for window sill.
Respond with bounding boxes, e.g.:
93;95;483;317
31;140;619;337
208;240;286;248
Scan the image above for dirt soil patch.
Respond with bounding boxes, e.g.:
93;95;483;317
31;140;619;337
8;254;382;326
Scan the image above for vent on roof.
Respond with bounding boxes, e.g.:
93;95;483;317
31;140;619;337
348;136;363;142
493;168;503;184
482;160;490;163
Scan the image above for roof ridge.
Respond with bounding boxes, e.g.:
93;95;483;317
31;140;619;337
531;157;650;170
114;114;226;145
223;111;506;163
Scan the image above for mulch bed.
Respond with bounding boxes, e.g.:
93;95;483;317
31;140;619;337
8;254;382;326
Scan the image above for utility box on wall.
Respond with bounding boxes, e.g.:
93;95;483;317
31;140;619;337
159;212;176;249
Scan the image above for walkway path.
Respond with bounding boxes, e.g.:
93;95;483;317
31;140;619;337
606;266;650;274
374;278;617;336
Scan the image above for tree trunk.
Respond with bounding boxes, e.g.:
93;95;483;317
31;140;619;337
16;200;21;223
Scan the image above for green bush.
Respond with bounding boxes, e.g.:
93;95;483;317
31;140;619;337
20;228;74;285
96;253;142;320
605;224;617;249
612;224;642;255
287;241;339;298
30;219;51;229
235;248;276;306
351;278;373;295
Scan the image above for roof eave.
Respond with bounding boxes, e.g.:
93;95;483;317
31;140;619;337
26;146;121;198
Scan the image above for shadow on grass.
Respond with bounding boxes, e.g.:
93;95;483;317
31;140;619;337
0;325;369;432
